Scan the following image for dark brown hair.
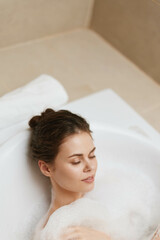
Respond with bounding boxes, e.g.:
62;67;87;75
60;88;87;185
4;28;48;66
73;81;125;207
28;108;92;165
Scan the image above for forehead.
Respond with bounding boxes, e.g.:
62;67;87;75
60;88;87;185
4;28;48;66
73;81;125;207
59;132;94;153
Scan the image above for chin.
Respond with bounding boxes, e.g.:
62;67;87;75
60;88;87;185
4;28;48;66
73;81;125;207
86;184;95;191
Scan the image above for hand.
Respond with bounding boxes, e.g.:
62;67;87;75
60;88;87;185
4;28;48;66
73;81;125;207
59;225;111;240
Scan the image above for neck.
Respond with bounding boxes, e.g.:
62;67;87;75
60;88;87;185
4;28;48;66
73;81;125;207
50;186;84;212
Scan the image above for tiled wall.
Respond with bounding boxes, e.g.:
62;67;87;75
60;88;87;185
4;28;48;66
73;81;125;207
0;0;94;48
90;0;160;84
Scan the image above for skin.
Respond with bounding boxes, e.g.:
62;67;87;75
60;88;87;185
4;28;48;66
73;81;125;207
38;131;110;240
151;227;160;240
60;226;111;240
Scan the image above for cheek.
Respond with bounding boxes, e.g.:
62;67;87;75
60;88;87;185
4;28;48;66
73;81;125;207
90;158;98;168
95;159;98;169
56;164;82;181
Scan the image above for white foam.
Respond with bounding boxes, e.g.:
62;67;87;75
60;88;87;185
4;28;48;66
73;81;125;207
85;163;160;240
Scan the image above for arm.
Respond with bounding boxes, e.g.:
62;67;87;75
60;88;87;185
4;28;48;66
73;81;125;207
60;226;111;240
151;225;160;240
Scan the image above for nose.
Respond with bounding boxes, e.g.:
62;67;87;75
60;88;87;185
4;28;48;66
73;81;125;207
83;158;94;172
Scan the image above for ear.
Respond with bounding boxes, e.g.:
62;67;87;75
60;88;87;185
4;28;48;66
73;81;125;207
38;160;52;177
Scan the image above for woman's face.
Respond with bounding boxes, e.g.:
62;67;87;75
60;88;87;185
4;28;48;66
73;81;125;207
48;131;97;194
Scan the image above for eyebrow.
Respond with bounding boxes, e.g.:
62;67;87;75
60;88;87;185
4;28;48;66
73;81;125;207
68;147;96;158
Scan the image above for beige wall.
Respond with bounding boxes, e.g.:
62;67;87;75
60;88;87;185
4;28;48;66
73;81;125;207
90;0;160;84
0;0;94;48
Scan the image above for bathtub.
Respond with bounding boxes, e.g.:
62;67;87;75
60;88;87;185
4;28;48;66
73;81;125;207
0;88;160;240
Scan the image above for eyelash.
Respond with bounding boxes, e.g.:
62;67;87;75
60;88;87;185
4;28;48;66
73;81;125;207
72;156;96;165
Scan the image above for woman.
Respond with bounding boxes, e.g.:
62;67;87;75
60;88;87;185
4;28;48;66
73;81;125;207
29;108;111;240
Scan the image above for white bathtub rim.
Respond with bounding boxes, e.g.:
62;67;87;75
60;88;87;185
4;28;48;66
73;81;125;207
90;121;160;152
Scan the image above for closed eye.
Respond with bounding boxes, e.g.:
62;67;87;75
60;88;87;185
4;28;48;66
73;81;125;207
72;161;81;165
72;156;96;165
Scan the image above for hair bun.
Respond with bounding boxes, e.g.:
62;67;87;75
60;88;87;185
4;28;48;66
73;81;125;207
29;115;41;129
44;108;55;114
41;108;56;117
29;108;56;129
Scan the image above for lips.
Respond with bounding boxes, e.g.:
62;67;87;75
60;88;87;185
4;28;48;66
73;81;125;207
82;175;94;181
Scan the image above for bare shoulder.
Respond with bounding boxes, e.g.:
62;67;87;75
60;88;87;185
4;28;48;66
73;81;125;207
32;211;53;240
42;208;56;229
42;214;51;229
